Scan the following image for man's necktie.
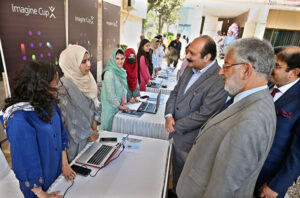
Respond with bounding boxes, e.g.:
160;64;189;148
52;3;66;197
271;88;280;98
221;96;234;111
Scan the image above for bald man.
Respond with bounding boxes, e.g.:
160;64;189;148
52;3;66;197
165;36;227;195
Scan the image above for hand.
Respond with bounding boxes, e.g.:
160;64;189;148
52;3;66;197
134;97;140;103
32;189;62;198
88;131;99;142
46;191;63;198
119;104;130;112
129;97;136;104
165;117;176;133
147;80;152;86
259;183;278;198
62;164;76;181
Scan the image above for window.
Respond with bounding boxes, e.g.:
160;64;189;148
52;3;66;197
264;29;300;47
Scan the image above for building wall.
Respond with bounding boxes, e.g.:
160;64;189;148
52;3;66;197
104;0;121;7
233;11;249;28
120;12;143;51
120;0;147;51
266;10;300;31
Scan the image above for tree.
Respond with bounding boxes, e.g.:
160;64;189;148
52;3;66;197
144;0;183;35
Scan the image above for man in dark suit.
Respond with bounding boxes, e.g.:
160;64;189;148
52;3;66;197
255;46;300;198
165;36;228;195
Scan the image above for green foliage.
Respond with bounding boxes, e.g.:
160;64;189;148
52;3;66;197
145;0;183;35
120;44;128;51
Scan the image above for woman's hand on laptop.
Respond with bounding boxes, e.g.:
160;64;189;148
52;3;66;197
119;104;130;112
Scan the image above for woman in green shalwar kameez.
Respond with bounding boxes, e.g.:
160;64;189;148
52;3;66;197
100;49;134;131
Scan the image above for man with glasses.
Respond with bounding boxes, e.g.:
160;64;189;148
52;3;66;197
255;46;300;198
165;36;227;197
176;38;277;198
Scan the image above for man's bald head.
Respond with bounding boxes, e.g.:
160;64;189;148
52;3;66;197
185;36;216;70
191;36;217;61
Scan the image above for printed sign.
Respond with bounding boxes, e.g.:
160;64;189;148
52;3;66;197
102;2;120;67
0;0;66;80
68;0;98;80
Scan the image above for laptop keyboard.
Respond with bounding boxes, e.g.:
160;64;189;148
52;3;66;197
87;145;113;165
138;102;156;112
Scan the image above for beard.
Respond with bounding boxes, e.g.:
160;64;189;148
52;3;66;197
224;70;243;96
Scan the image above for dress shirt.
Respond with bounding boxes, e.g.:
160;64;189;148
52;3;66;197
232;85;268;105
165;60;216;118
183;60;216;95
272;78;299;102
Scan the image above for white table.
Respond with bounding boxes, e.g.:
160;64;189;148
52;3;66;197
48;131;172;198
146;76;177;95
158;68;178;78
112;92;169;140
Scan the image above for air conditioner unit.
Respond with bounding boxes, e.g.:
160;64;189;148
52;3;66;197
123;0;135;10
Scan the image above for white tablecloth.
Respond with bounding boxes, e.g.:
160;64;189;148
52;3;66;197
48;131;171;198
146;76;177;95
0;149;23;198
112;92;169;140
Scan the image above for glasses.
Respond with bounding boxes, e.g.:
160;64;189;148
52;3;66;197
274;63;286;69
222;62;246;70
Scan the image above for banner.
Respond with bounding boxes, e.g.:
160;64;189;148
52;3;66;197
68;0;98;80
0;0;66;80
102;2;120;68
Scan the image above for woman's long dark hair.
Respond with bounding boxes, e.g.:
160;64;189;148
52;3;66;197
4;61;58;123
137;39;153;83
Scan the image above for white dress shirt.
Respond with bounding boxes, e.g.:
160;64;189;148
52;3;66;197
232;85;268;105
272;78;299;102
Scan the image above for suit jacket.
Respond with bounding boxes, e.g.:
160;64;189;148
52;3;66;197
255;79;300;198
165;62;227;153
177;89;277;198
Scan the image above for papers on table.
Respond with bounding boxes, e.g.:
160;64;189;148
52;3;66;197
124;136;142;152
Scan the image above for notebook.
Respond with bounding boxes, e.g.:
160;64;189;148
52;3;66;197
137;91;161;114
75;134;128;168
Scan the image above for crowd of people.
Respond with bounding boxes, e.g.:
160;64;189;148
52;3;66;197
0;32;299;198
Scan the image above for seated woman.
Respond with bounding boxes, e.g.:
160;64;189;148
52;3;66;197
123;48;140;101
59;45;100;162
0;61;75;198
137;39;152;91
100;49;132;131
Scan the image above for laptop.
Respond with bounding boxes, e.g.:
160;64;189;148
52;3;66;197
137;91;161;114
76;134;129;168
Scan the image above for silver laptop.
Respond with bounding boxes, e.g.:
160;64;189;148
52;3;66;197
137;91;161;114
76;135;128;168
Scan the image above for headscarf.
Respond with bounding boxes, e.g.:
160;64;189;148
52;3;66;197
102;49;128;89
150;38;158;52
59;45;100;108
123;48;138;91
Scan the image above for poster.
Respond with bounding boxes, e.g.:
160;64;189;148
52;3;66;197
0;0;66;80
68;0;98;80
102;2;120;67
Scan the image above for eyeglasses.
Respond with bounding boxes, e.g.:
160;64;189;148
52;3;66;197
222;62;246;70
274;63;286;69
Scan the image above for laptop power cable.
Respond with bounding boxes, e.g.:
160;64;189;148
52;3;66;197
62;145;125;197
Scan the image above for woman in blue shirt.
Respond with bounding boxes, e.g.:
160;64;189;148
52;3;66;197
0;61;75;198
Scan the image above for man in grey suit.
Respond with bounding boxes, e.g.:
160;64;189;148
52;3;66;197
165;36;228;194
176;38;277;198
